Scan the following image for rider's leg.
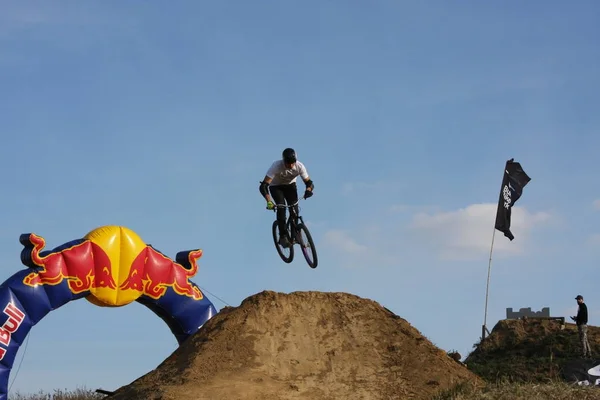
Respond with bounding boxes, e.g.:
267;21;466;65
282;183;299;243
283;183;299;224
269;185;290;246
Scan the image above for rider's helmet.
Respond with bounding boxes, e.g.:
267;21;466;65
282;148;297;164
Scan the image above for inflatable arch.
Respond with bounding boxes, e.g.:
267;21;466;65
0;225;217;400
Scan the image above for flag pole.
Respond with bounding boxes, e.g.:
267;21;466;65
482;158;530;342
482;159;508;342
482;226;496;341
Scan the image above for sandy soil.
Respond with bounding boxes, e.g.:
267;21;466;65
109;290;482;400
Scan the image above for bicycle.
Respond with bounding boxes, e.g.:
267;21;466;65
270;198;318;268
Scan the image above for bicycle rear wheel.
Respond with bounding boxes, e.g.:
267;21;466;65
272;220;294;263
295;223;318;268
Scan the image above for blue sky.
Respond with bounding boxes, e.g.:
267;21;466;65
1;0;599;395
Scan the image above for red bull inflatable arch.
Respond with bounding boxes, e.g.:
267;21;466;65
0;225;217;400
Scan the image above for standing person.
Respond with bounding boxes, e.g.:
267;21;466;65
259;148;314;248
571;295;592;358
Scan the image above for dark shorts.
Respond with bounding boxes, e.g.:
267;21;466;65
269;182;298;205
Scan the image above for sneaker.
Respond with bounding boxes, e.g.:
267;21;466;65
279;235;291;248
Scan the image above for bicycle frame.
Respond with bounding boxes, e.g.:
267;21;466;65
269;197;318;268
273;199;303;237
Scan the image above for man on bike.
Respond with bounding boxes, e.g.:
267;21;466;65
259;148;314;248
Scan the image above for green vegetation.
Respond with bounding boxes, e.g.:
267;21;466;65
433;380;600;400
10;318;600;399
464;318;593;383
437;318;600;399
10;381;600;400
8;387;105;400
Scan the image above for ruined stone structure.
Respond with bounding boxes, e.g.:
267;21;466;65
506;307;550;319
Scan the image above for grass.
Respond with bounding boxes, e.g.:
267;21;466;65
433;379;600;400
8;387;106;400
9;320;600;399
10;381;600;400
464;320;595;384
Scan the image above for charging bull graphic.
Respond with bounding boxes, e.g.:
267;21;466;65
0;225;217;400
119;245;204;301
21;233;118;293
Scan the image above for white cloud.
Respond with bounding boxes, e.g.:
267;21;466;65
323;229;368;256
388;204;441;214
319;202;553;269
320;229;394;269
341;182;381;195
389;204;409;213
586;234;600;246
409;203;551;261
341;181;405;196
593;199;600;210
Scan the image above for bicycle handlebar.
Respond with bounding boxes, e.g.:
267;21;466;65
273;199;301;209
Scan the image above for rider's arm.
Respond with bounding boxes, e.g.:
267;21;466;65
259;176;273;202
261;161;280;203
303;176;314;192
299;163;313;192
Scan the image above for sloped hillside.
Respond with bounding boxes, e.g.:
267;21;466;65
465;317;600;383
108;290;483;400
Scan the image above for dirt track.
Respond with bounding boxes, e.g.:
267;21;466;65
109;290;482;399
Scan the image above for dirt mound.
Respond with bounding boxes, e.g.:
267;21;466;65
475;318;568;353
465;317;600;383
108;290;482;400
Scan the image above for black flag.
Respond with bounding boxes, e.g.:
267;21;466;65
494;158;531;241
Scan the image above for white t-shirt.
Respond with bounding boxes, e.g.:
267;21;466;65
266;160;309;186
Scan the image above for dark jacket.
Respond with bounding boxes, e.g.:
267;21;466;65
576;302;589;325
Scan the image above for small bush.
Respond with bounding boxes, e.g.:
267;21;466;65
433;380;600;400
9;386;106;400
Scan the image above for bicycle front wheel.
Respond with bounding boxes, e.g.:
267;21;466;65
296;223;318;268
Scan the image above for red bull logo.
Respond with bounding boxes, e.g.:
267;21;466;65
22;226;204;307
0;302;25;360
120;247;203;300
22;233;117;293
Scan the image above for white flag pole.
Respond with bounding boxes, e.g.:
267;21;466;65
482;226;497;341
